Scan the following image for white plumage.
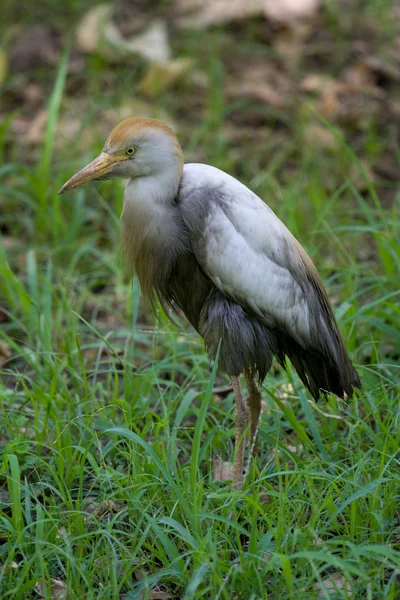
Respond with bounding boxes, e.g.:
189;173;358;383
179;163;312;343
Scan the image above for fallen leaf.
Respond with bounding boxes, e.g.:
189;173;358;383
76;5;172;64
75;3;112;54
149;592;172;600
175;0;264;29
264;0;320;23
35;578;67;600
139;58;193;96
124;20;171;63
213;459;233;482
316;573;352;596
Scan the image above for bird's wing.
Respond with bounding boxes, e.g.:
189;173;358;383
178;163;338;350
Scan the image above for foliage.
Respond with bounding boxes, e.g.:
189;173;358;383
1;1;400;597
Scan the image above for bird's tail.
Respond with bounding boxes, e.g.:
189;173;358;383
276;334;361;400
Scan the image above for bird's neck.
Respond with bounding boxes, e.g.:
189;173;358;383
121;167;182;236
120;167;188;307
126;165;182;206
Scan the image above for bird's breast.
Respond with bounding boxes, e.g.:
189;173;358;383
121;181;191;308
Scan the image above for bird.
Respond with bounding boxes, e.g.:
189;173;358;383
59;117;361;489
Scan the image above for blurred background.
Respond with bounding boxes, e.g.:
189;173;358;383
1;1;400;598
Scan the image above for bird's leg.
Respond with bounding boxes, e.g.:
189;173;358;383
245;369;262;458
231;376;249;490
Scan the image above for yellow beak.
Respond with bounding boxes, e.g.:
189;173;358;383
59;152;119;195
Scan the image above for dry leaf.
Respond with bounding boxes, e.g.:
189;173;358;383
316;573;352;596
35;578;67;600
176;0;264;29
148;592;172;600
124;20;171;63
139;58;193;96
213;459;233;482
76;4;112;54
264;0;320;23
76;5;171;64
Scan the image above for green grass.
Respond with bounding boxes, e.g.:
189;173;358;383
1;4;400;598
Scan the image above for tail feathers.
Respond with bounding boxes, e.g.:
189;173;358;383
276;335;361;400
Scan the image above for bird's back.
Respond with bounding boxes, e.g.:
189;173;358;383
175;163;360;399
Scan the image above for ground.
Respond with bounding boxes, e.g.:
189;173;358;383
0;0;399;598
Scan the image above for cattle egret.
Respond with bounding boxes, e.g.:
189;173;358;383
60;117;361;489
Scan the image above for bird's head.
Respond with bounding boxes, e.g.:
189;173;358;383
59;117;184;195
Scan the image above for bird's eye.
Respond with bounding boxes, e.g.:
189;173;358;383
125;147;136;157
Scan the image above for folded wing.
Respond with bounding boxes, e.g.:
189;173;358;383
178;163;360;398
